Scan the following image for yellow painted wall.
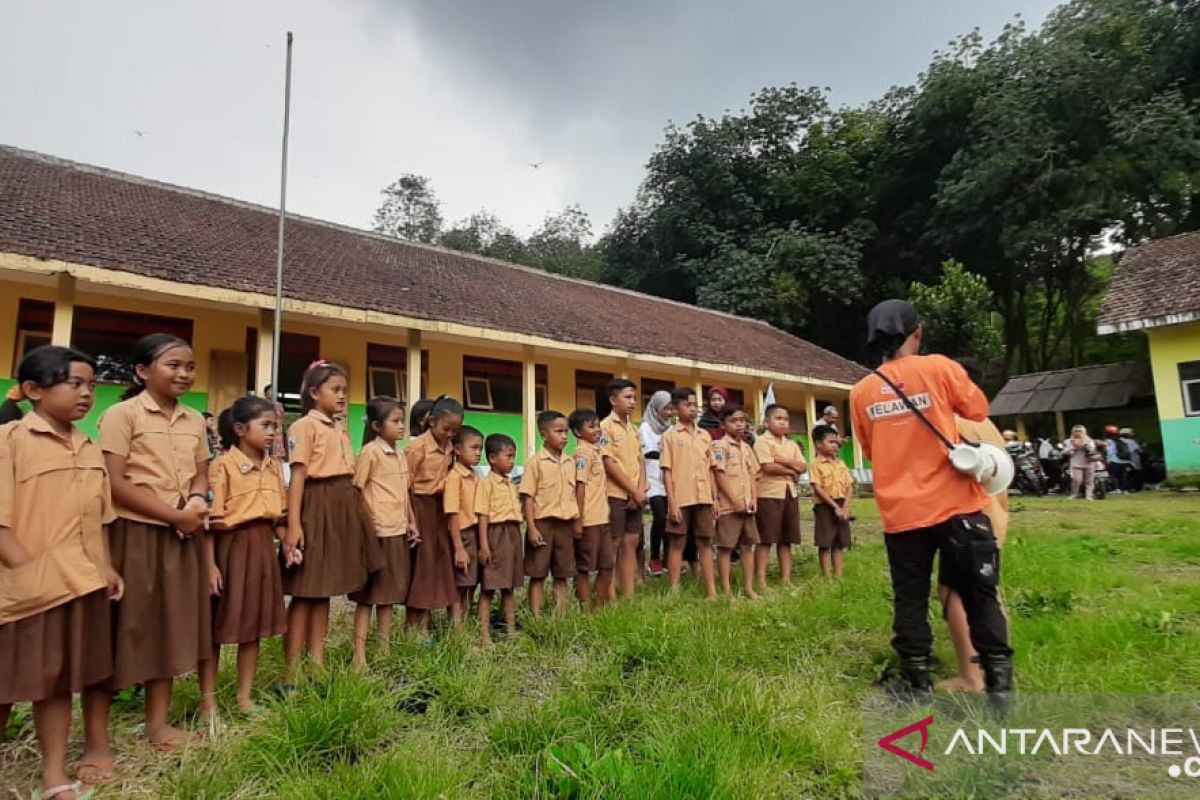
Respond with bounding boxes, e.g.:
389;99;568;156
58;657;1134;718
1148;322;1200;422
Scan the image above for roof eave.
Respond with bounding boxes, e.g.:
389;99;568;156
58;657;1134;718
1097;309;1200;335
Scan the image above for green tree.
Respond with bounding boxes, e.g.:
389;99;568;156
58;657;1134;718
439;210;527;263
373;174;443;243
909;261;1004;364
524;205;604;279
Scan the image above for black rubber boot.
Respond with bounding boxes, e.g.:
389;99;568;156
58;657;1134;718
888;656;934;705
979;654;1014;716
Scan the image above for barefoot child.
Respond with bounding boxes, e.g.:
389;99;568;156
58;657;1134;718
569;409;614;609
350;397;419;671
445;426;483;623
98;333;210;750
600;379;646;599
661;388;718;598
711;404;760;600
753;404;807;591
199;397;288;714
1;346;124;799
809;425;854;579
282;362;381;678
405;396;464;634
475;434;522;644
521;411;579;617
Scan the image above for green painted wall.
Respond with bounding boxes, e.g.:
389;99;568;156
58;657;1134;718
0;378;207;439
463;411;528;465
1161;417;1200;473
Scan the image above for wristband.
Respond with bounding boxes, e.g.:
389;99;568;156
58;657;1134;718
187;492;209;503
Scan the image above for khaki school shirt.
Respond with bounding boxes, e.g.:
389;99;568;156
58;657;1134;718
353;439;410;536
660;423;715;508
754;433;805;500
406;430;453;496
520;448;579;521
0;415;114;625
209;446;286;529
443;462;479;531
600;413;643;500
810;455;853;505
98;392;209;524
712;436;758;514
574;439;610;528
288;410;355;479
474;471;521;523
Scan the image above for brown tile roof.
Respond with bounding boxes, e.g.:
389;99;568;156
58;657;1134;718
1098;231;1200;333
989;362;1152;416
0;146;864;386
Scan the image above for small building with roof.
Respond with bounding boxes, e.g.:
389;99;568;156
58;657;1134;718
1098;231;1200;476
0;145;866;464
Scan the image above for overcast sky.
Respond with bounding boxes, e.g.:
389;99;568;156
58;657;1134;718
2;0;1060;237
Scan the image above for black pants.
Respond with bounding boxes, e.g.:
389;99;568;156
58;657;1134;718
649;495;668;561
884;512;1013;661
1109;462;1128;492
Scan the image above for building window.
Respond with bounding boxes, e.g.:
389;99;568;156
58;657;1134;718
640;377;674;409
1181;361;1200;417
576;370;617;418
366;343;427;402
463;356;546;413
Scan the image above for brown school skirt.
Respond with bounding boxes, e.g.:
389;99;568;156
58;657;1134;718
756;497;801;546
481;521;523;592
813;502;852;550
212;520;287;645
283;476;382;599
0;589;112;703
407;493;458;610
455;525;480;589
109;518;211;689
350;535;412;606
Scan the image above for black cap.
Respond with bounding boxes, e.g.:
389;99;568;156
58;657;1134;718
866;299;920;349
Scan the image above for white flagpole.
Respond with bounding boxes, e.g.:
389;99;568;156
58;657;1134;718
270;31;294;397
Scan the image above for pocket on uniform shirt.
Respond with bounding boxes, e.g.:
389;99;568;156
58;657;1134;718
0;550;82;621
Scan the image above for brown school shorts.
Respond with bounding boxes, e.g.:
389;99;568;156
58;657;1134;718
666;503;716;539
608;497;642;537
575;524;615;575
455;525;480;588
813;502;851;550
481;521;523;592
715;512;760;550
756;496;801;546
524;517;577;580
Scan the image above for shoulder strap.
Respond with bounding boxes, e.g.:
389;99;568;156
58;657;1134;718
869;366;966;452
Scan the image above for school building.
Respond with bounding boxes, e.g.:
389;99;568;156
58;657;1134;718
0;145;866;465
1099;230;1200;479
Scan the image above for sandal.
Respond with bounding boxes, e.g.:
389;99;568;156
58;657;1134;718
139;728;200;753
42;782;94;800
75;756;115;785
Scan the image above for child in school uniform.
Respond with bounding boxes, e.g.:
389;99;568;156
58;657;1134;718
711;404;760;600
753;404;807;592
445;426;483;623
282;361;381;678
569;409;614;609
405;396;465;634
600;379;646;599
809;425;854;579
198;396;287;716
521;411;579;617
661;387;718;599
475;434;522;645
98;333;211;750
1;346;124;799
350;397;419;672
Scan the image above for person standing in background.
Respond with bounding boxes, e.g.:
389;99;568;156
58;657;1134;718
640;390;672;577
263;385;289;466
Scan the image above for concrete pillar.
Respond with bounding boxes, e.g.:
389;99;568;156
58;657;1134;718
1055;410;1066;442
753;379;766;429
1015;416;1028;442
51;273;76;347
255;308;274;394
406;329;422;409
805;389;818;460
523;346;537;458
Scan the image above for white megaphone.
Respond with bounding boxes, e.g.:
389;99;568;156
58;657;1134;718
949;442;1014;496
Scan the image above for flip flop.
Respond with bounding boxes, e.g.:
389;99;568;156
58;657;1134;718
139;729;201;753
75;756;115;785
42;782;94;800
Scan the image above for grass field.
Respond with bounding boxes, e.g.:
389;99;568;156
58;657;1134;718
3;493;1200;798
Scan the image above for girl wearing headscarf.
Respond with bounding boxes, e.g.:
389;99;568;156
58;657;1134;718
699;386;729;441
639;391;673;575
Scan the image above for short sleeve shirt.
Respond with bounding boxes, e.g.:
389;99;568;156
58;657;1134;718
98;392;209;524
955;416;1009;546
659;423;714;508
353;439;410;536
474;471;522;523
754;433;806;500
600;413;643;500
405;431;453;496
520;448;579;521
0;415;114;625
574;439;610;527
712;436;758;514
209;446;286;529
443;462;479;531
809;455;853;505
287;410;355;479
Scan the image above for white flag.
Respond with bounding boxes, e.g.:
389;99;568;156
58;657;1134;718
763;382;776;422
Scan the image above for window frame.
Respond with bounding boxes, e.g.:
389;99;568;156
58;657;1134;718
369;366;404;401
1183;378;1200;417
464;376;494;410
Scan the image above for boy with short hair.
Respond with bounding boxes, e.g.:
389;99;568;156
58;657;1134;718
475;434;522;645
661;387;718;598
809;424;853;578
569;409;614;609
753;404;807;591
521;411;579;617
711;404;760;600
600;379;646;599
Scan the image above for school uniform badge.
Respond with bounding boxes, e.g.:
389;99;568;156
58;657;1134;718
239;461;252;474
288;436;297;452
599;434;610;447
714;449;725;464
576;457;588;471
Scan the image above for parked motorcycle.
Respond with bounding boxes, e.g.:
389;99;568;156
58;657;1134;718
1007;441;1047;496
